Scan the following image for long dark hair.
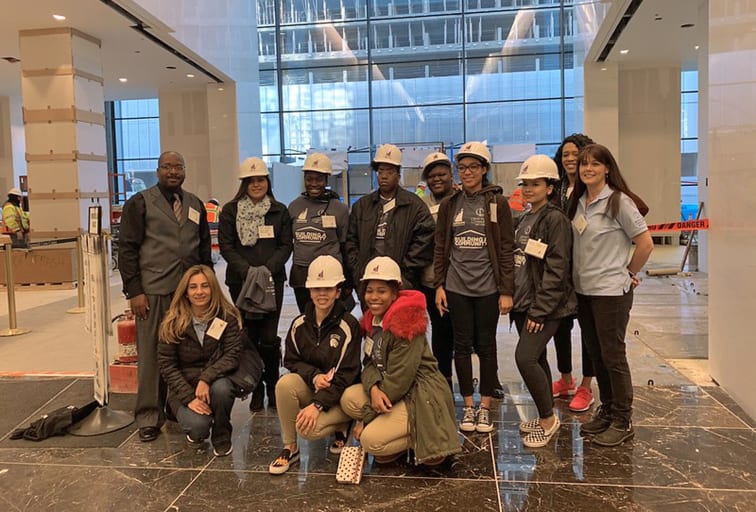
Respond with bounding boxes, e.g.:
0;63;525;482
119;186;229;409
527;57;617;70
553;133;595;180
567;144;634;220
231;176;275;202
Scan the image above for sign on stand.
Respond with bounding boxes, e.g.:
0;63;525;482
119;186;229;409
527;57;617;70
68;233;133;436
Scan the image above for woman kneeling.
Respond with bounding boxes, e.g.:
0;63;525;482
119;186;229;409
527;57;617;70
341;257;461;466
269;256;362;475
158;265;243;457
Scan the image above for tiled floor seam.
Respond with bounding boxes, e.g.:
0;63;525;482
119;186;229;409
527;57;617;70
698;387;754;430
496;479;756;493
488;432;504;512
162;456;216;512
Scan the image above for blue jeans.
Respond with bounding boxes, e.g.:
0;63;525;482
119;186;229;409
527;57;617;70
176;377;236;444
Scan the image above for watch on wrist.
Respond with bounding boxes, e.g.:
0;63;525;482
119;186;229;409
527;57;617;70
313;401;324;411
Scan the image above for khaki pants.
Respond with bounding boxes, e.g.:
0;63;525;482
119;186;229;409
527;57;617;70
340;384;410;457
274;373;351;445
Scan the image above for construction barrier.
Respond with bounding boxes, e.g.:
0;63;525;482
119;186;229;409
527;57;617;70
647;219;709;231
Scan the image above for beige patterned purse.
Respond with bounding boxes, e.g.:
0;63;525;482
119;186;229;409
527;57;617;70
336;446;365;484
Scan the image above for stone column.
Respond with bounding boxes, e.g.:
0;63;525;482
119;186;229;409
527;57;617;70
19;27;109;239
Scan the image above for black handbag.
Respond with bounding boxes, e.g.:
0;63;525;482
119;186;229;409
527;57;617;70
226;331;264;397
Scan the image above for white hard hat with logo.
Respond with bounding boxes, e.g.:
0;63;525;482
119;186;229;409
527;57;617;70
302;152;332;175
239;157;269;179
421;151;452;180
305;255;345;288
516;154;559;181
455;141;491;165
372;144;402;168
7;187;23;197
361;256;402;284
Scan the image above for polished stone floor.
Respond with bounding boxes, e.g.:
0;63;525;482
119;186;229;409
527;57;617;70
0;252;754;511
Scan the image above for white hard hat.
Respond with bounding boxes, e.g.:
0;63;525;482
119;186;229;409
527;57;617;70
302;153;332;175
361;256;402;284
372;144;402;168
516;154;559;181
8;187;22;197
305;255;345;288
239;157;269;179
455;141;491;165
421;152;452;179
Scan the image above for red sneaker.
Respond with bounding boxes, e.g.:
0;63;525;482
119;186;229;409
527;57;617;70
569;386;595;412
552;377;576;398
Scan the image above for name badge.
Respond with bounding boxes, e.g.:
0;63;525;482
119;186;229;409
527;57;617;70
383;199;396;214
321;215;336;228
258;225;275;238
206;317;228;340
573;214;588;235
188;207;200;224
364;336;374;356
429;204;440;215
490;202;498;223
524;238;548;259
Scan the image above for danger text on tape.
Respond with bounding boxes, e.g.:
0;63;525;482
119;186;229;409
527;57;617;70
647;219;709;232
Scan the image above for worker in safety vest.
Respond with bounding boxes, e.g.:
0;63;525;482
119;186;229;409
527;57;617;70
2;187;30;248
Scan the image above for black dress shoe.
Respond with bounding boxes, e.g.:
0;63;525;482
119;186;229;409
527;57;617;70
139;427;160;442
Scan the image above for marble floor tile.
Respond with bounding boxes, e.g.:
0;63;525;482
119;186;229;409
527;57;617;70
0;463;197;512
173;471;502;512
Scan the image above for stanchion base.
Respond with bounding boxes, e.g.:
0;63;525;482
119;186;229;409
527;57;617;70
68;406;134;437
0;328;31;337
67;306;86;314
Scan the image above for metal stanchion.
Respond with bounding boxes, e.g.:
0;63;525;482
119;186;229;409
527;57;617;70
0;240;31;337
67;236;86;314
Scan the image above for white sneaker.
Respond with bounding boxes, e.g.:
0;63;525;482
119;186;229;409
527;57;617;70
476;407;494;433
459;406;476;432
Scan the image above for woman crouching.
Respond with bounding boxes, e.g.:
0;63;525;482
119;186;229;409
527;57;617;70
158;265;243;457
269;256;362;475
341;256;461;466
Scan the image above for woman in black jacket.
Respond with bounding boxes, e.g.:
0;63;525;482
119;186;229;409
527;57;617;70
158;265;242;457
219;157;293;412
269;256;361;475
511;155;577;448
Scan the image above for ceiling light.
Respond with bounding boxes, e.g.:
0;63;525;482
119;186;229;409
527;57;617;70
620;49;629;55
601;67;607;71
694;45;700;50
186;73;195;78
217;87;224;91
681;23;695;28
118;78;128;82
166;66;176;70
52;14;66;21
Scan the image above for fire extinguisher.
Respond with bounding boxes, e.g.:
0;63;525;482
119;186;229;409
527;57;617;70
113;310;137;363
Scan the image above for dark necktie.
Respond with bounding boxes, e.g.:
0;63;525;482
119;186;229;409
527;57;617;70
173;193;182;221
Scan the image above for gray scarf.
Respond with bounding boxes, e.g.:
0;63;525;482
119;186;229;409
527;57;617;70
236;195;271;246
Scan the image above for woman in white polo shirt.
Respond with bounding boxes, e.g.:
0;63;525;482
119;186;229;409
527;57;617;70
567;144;653;447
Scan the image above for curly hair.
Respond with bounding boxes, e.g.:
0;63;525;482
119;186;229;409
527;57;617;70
158;265;241;343
553;133;595;180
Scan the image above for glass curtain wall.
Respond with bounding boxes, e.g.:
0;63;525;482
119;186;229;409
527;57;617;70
258;0;581;163
107;99;161;205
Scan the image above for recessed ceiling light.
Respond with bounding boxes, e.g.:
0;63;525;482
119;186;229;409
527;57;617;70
52;14;66;21
601;67;607;71
217;87;224;91
118;77;128;82
186;73;195;78
166;66;176;70
681;23;695;28
620;49;629;55
694;45;700;50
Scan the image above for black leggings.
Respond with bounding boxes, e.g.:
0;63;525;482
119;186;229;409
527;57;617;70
421;286;454;382
447;291;500;397
512;312;560;419
552;316;595;377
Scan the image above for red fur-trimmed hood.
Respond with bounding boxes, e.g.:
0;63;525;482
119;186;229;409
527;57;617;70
360;290;428;341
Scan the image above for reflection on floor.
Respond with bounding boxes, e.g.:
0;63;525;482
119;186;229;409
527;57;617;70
0;269;754;511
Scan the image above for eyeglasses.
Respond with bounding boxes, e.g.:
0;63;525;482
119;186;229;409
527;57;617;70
159;164;185;171
457;163;482;174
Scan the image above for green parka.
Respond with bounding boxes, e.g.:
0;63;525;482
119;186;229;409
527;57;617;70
360;290;461;464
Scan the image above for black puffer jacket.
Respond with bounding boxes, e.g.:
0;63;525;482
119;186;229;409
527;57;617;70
284;301;362;410
346;187;434;289
515;202;577;323
158;313;243;414
218;198;293;290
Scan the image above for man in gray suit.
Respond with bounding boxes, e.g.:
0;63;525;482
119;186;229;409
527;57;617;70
119;151;213;442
